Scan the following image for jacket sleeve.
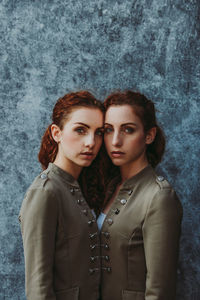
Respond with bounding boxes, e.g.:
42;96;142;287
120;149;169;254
143;188;182;300
19;187;58;300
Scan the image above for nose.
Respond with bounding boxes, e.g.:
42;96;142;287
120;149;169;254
84;133;95;148
112;131;122;147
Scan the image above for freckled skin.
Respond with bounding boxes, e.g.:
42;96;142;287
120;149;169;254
104;105;153;179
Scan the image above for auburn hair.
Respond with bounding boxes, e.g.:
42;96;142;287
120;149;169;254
38;91;105;213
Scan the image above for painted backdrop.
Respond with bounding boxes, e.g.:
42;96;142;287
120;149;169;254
0;1;199;299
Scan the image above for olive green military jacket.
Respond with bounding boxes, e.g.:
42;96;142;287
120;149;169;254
100;165;182;300
19;163;101;300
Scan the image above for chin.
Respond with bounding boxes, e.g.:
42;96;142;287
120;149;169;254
114;162;124;166
80;161;93;167
111;159;124;166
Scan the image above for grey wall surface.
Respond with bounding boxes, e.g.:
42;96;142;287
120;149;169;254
0;0;199;299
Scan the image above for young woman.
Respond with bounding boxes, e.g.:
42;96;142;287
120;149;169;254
19;91;105;300
98;91;182;300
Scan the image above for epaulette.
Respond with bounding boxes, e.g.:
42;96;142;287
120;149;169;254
155;175;171;189
39;169;50;187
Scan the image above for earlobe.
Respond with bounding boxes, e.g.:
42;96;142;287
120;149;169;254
146;127;157;145
51;124;61;143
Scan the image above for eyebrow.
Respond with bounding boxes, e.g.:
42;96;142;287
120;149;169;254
74;122;104;129
74;122;90;128
104;122;137;126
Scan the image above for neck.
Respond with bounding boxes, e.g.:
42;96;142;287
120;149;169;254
53;156;82;180
120;158;149;183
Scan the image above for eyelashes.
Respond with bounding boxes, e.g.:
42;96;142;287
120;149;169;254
75;127;86;134
74;127;103;136
95;129;104;136
124;127;134;134
74;126;135;136
104;127;113;134
104;126;135;134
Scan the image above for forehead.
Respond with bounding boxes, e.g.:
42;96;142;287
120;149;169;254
105;105;141;124
67;107;103;125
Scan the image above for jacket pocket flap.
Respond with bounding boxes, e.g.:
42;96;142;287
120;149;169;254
56;286;79;300
122;289;144;300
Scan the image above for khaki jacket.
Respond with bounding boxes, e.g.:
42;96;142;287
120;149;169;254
100;165;182;300
19;163;101;300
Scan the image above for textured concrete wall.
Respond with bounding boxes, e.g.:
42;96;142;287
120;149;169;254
0;0;199;299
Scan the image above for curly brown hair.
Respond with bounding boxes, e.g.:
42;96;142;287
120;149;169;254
38;91;105;213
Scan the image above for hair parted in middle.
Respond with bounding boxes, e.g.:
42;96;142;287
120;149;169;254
102;90;166;189
38;90;105;214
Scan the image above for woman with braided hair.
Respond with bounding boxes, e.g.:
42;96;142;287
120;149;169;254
98;91;182;300
19;91;105;300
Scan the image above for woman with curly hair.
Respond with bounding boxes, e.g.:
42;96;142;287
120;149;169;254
19;91;105;300
98;91;182;300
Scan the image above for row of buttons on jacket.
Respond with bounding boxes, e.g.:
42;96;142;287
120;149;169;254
100;191;133;274
73;189;102;275
103;197;130;228
70;185;134;275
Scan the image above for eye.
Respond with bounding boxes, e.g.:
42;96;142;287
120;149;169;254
123;127;134;134
75;127;87;134
95;129;104;136
104;127;113;134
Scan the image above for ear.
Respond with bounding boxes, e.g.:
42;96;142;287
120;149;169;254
51;124;62;143
145;127;157;145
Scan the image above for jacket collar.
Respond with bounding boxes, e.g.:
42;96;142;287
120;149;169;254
106;165;155;196
121;165;155;189
47;163;79;187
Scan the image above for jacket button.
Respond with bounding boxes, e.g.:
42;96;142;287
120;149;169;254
90;244;96;250
70;188;75;194
103;232;110;238
89;233;97;239
120;199;127;205
104;244;109;250
89;268;95;274
90;256;95;262
114;208;120;214
40;173;47;179
107;218;113;225
157;176;164;182
77;199;82;204
107;267;112;273
128;190;133;195
88;220;95;226
82;209;88;215
105;255;110;261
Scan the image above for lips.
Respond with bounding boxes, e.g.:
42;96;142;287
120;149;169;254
80;152;94;160
111;151;125;158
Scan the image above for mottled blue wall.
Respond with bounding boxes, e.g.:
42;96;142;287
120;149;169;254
0;0;199;299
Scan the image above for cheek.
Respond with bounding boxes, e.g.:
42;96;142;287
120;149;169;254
104;135;112;148
95;138;103;150
62;132;81;144
128;135;146;148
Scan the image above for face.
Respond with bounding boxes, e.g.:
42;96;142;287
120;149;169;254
104;105;154;169
52;107;104;170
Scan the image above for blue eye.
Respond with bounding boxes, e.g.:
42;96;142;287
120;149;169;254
124;127;134;133
95;129;103;136
75;127;86;134
104;127;113;134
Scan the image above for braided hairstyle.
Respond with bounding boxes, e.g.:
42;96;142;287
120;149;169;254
38;91;105;213
102;90;165;187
